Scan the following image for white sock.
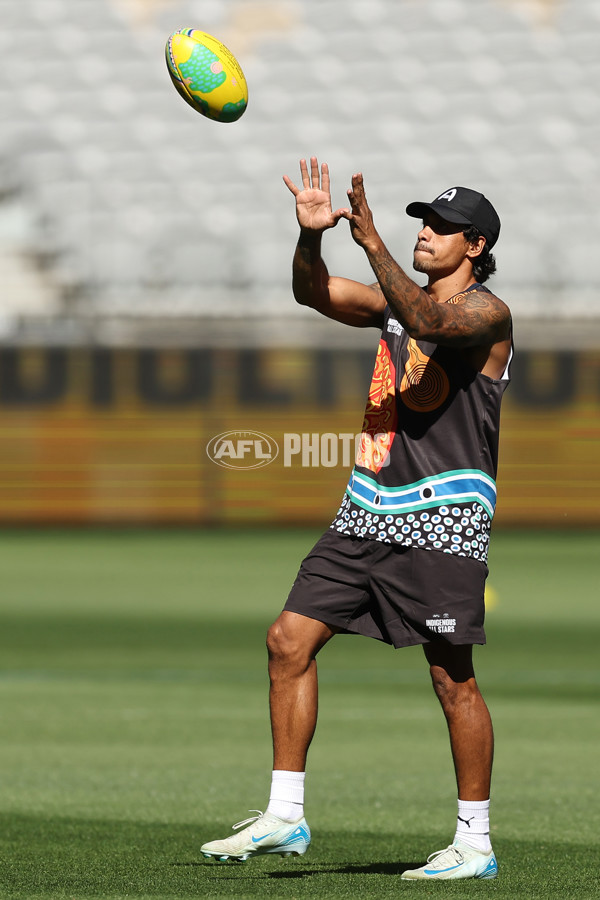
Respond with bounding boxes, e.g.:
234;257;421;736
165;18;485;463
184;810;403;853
266;770;305;822
454;799;492;852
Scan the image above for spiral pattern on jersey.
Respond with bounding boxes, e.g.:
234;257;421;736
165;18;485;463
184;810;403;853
400;339;449;412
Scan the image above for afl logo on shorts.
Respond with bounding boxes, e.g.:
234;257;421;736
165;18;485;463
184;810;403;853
400;339;449;413
207;431;279;469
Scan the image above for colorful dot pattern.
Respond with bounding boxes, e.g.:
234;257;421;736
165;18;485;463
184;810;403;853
331;493;491;562
179;44;227;94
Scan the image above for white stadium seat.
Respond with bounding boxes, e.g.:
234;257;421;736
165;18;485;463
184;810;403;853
1;0;599;329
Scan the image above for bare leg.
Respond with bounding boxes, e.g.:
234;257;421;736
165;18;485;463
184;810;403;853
266;611;338;771
424;643;494;800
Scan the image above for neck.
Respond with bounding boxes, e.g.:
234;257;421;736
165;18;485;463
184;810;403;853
426;271;478;303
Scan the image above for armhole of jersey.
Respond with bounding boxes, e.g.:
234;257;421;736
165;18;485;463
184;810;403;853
501;327;514;381
476;285;513;382
501;345;513;381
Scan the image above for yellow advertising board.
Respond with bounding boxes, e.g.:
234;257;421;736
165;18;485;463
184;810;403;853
0;347;598;526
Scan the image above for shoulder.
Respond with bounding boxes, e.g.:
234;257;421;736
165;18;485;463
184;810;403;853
435;285;512;349
453;288;511;330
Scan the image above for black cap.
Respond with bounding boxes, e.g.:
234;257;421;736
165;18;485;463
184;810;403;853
406;187;501;248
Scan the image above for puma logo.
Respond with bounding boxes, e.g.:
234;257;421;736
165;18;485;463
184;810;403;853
457;815;475;828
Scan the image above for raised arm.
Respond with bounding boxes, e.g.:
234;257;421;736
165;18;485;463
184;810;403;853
283;158;386;329
342;173;511;349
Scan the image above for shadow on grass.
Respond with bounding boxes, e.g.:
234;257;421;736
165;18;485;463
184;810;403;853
0;813;435;898
267;862;419;877
1;814;598;899
172;862;422;877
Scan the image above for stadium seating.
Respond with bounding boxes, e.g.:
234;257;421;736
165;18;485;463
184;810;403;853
0;0;599;338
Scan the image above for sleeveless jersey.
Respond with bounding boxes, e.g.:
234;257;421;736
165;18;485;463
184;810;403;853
331;284;512;563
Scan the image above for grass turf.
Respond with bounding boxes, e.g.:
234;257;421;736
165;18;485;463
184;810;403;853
0;528;598;899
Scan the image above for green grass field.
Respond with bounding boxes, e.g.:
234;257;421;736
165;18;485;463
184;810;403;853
0;527;598;900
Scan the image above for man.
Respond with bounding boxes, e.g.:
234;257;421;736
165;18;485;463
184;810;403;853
201;158;512;880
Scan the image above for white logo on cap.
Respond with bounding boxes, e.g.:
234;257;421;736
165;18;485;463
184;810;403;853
437;189;457;202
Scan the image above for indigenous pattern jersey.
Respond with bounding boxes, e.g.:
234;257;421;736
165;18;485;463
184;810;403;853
331;284;512;563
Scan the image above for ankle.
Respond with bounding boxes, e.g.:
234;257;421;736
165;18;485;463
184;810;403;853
266;770;305;822
454;799;492;853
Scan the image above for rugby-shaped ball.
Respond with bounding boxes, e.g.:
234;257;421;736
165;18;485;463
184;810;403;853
165;29;248;123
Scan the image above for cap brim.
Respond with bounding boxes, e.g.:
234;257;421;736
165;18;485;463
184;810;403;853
405;200;472;226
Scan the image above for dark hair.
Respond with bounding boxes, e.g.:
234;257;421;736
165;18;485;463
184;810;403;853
463;225;497;283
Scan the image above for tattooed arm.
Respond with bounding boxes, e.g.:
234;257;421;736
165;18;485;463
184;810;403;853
363;240;510;346
284;158;386;328
342;172;511;349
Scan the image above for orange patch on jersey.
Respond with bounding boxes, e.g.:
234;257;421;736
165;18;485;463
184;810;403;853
446;291;468;305
356;339;397;473
400;339;450;413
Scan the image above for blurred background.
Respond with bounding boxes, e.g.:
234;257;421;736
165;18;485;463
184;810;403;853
0;5;599;895
0;0;598;528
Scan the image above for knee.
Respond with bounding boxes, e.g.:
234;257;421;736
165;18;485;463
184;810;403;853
266;619;286;660
267;619;300;665
266;617;312;673
430;665;479;713
429;665;455;701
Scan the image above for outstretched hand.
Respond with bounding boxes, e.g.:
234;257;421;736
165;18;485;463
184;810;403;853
283;157;349;233
342;172;380;253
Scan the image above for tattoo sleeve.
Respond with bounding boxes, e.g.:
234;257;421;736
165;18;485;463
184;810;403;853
366;244;509;346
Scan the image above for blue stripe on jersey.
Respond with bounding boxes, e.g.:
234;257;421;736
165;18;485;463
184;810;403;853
346;468;497;520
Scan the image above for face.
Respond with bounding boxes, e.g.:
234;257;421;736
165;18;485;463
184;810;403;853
412;211;473;277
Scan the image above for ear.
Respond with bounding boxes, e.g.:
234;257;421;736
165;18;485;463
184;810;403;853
466;235;486;260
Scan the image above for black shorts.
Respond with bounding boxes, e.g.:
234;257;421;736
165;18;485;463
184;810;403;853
284;530;489;648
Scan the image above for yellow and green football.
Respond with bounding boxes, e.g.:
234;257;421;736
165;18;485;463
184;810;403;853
165;29;248;123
